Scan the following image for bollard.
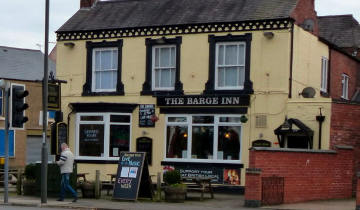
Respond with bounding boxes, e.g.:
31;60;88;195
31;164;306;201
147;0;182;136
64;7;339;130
95;170;101;199
156;172;162;201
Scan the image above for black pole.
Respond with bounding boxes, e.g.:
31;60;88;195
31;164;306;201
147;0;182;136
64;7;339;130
41;0;50;203
316;109;325;150
3;83;9;203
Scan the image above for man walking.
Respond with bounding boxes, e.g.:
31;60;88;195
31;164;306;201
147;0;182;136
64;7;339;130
56;143;77;202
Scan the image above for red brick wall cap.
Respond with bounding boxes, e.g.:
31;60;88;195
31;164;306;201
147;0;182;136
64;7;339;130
334;145;354;150
250;147;337;154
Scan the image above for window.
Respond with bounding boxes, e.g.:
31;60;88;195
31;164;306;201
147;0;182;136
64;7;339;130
152;45;176;90
83;40;124;96
215;42;245;89
342;74;349;100
0;90;3;116
141;37;183;95
165;115;242;162
76;113;131;160
320;57;328;93
205;34;253;95
92;48;118;92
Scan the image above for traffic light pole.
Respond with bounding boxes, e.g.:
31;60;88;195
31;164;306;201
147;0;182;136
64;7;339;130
41;0;50;204
3;83;9;203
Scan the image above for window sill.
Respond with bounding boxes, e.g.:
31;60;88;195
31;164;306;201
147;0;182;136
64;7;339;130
82;91;124;96
320;91;329;97
141;90;184;96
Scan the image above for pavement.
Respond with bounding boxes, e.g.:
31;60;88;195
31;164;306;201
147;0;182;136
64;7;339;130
0;192;356;210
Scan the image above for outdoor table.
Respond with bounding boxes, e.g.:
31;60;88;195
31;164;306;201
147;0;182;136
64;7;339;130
182;177;214;200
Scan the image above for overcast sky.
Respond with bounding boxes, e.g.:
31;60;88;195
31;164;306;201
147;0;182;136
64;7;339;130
0;0;359;51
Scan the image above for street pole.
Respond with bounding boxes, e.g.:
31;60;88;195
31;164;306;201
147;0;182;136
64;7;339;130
3;82;9;203
41;0;50;203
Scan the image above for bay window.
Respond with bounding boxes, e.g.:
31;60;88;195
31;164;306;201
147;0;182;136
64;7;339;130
76;113;131;160
165;115;242;162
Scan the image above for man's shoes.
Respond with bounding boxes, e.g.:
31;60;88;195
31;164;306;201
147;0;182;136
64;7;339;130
56;198;64;202
72;197;78;202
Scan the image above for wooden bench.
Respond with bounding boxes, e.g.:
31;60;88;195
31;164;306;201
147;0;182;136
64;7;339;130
182;177;214;200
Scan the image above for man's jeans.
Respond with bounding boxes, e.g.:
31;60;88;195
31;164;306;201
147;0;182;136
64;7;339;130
60;173;77;199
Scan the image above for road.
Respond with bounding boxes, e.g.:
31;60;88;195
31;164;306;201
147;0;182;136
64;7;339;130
0;207;63;210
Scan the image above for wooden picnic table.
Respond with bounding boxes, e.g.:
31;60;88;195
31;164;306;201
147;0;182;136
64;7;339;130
102;173;117;195
182;177;214;200
77;173;89;182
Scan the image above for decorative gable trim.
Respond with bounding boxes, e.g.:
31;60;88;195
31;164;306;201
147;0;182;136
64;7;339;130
57;18;293;41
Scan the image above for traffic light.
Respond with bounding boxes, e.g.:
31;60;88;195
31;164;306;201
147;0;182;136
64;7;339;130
11;85;29;128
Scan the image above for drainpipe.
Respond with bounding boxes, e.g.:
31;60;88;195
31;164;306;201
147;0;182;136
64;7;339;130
316;108;325;149
288;21;294;98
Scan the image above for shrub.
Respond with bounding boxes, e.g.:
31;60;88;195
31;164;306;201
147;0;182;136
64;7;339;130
163;170;181;185
24;164;37;180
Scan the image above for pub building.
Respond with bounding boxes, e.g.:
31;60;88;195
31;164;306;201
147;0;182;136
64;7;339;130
56;0;332;187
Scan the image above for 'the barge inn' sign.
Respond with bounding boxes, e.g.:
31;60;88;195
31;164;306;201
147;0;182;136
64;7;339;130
157;95;250;107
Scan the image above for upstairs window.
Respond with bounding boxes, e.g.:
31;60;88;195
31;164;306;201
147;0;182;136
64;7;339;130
205;34;253;95
141;37;183;96
92;48;118;92
320;57;328;93
152;45;176;90
216;42;246;89
341;74;349;100
82;40;124;96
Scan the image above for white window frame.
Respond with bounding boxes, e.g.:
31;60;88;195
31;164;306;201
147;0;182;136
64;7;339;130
151;45;176;91
75;112;132;161
91;47;118;93
164;114;242;164
341;74;349;100
215;42;246;90
320;57;328;92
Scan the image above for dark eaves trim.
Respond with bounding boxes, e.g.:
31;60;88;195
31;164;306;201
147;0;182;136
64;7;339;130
318;37;360;63
56;18;294;41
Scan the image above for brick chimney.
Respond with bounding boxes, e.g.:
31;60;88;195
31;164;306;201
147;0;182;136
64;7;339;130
80;0;97;8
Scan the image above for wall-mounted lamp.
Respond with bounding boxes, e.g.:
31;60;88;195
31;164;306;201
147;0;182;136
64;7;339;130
64;42;75;48
263;32;274;39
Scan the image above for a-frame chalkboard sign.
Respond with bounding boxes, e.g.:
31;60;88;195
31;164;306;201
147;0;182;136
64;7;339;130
113;152;153;200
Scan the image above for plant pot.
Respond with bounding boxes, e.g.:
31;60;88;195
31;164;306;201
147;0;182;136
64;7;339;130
164;186;187;203
23;180;37;196
80;182;95;198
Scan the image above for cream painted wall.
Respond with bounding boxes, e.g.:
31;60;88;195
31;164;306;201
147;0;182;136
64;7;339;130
57;27;331;185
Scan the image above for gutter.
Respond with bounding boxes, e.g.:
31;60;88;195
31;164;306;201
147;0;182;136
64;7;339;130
289;22;294;98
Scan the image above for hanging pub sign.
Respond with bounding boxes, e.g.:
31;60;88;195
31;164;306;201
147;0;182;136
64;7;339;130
157;95;250;107
113;152;153;200
56;122;68;155
139;104;155;127
48;83;60;110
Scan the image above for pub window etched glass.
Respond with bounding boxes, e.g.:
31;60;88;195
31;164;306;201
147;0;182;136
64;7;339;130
110;125;130;157
166;126;188;158
79;124;104;157
191;126;214;159
217;126;241;160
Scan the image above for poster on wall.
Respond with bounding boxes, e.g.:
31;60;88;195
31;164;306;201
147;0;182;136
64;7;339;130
162;163;242;185
139;104;155;127
113;152;153;200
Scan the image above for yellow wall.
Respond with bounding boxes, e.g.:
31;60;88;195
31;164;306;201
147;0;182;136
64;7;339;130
57;26;331;184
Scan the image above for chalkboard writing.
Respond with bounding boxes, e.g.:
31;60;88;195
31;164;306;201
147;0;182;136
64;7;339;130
113;152;152;200
56;122;68;155
136;137;152;165
139;104;155;127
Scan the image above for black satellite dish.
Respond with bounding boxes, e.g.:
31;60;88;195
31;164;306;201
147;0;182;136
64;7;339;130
300;87;316;98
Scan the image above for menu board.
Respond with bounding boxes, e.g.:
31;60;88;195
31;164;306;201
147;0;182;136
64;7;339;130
56;122;68;155
113;152;152;200
139;104;155;127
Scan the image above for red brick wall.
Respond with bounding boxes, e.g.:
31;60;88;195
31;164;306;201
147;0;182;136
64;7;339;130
329;49;359;100
331;102;360;194
290;0;319;35
80;0;96;8
246;147;353;204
